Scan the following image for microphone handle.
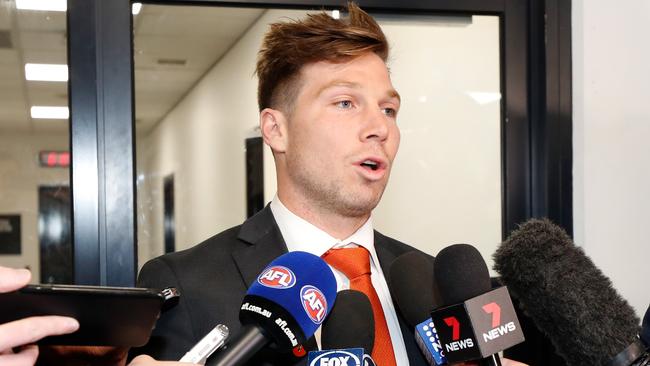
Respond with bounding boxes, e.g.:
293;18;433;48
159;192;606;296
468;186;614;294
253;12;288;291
478;354;502;366
206;324;268;366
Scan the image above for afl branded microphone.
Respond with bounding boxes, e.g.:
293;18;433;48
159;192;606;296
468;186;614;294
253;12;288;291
208;251;337;366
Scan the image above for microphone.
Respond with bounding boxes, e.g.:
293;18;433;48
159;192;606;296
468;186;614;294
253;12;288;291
389;251;447;365
431;244;524;366
208;251;337;366
642;305;650;349
321;289;374;352
310;289;376;366
494;218;646;366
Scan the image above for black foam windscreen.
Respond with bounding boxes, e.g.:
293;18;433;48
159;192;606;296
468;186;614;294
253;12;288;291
642;305;650;347
321;289;374;353
434;243;491;307
494;218;640;366
389;251;438;328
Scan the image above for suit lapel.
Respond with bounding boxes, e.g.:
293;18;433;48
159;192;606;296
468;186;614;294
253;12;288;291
232;206;288;288
231;206;319;360
375;232;429;366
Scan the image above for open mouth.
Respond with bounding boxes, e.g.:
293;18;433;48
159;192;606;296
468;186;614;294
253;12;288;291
360;159;380;171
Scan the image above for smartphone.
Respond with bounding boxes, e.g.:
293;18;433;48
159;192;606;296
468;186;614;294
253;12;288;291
0;284;167;347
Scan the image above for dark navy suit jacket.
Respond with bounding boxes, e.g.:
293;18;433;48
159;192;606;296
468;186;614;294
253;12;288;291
131;206;430;366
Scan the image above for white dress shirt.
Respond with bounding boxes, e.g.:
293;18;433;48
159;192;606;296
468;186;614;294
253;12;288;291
270;195;410;366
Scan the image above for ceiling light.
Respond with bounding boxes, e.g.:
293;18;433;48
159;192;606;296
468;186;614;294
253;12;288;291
31;106;69;119
16;0;66;12
466;91;502;105
25;63;68;82
132;3;142;15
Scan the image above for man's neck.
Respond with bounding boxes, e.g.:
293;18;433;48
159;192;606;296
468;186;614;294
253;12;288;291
277;193;370;239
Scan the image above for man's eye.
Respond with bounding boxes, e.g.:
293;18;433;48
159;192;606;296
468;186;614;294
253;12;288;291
383;108;397;117
336;100;353;109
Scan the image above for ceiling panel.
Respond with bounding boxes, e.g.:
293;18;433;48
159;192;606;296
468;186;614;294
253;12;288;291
16;11;65;32
136;6;262;36
0;5;11;31
135;35;231;70
21;48;66;64
31;119;69;133
0;48;20;65
19;31;66;51
1;1;267;136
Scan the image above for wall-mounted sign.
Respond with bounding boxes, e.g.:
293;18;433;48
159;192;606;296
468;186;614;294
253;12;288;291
39;151;70;168
0;214;21;254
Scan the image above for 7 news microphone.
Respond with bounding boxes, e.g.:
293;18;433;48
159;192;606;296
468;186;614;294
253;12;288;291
308;289;376;366
494;218;650;366
431;244;525;366
206;251;337;366
389;251;447;365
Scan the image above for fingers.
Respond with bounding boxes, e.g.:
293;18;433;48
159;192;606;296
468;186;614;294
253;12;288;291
0;344;39;366
128;355;155;365
0;266;31;292
0;316;79;352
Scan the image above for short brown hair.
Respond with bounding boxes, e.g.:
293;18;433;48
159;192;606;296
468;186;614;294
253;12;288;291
255;2;388;112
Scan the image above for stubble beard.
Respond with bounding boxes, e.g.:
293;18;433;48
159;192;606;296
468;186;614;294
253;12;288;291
289;165;386;219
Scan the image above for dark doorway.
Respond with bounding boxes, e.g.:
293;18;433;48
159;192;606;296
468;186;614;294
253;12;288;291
246;137;264;218
39;186;72;284
163;174;175;254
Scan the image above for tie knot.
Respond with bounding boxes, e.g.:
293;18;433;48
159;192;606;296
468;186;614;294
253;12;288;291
322;247;371;280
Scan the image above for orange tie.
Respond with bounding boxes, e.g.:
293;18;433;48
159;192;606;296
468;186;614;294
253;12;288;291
322;247;397;366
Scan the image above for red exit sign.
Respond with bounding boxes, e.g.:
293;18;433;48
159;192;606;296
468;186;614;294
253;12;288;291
39;151;70;168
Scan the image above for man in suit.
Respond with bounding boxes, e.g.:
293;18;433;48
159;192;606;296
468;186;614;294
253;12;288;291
132;4;427;365
129;3;533;365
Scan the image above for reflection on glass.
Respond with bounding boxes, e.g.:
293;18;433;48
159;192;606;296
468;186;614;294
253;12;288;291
0;0;70;283
135;5;501;272
375;15;502;272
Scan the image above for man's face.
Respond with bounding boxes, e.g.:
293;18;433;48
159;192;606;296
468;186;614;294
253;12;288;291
281;52;401;218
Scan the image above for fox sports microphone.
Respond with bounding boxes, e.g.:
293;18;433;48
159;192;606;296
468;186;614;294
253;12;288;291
432;244;524;366
389;251;447;365
207;251;337;366
308;289;375;366
494;218;647;366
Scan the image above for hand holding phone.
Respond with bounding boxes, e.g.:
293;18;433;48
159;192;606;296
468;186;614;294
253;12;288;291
0;266;80;366
0;277;167;347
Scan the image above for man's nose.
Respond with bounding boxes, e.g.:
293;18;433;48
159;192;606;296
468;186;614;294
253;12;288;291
361;107;390;142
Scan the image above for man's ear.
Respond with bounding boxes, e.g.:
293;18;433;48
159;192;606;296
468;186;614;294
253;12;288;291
260;108;288;153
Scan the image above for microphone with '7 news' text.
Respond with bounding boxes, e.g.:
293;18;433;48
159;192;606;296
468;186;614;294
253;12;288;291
431;244;524;366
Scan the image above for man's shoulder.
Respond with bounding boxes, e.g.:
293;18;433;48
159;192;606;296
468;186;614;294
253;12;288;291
137;223;248;288
373;230;435;263
151;224;242;264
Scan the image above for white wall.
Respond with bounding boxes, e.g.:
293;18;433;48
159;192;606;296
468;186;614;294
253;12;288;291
137;11;503;271
136;10;304;265
0;133;69;282
573;0;650;317
375;16;502;272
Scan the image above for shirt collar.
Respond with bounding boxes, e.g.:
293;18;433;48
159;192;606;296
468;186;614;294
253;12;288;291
270;195;377;260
